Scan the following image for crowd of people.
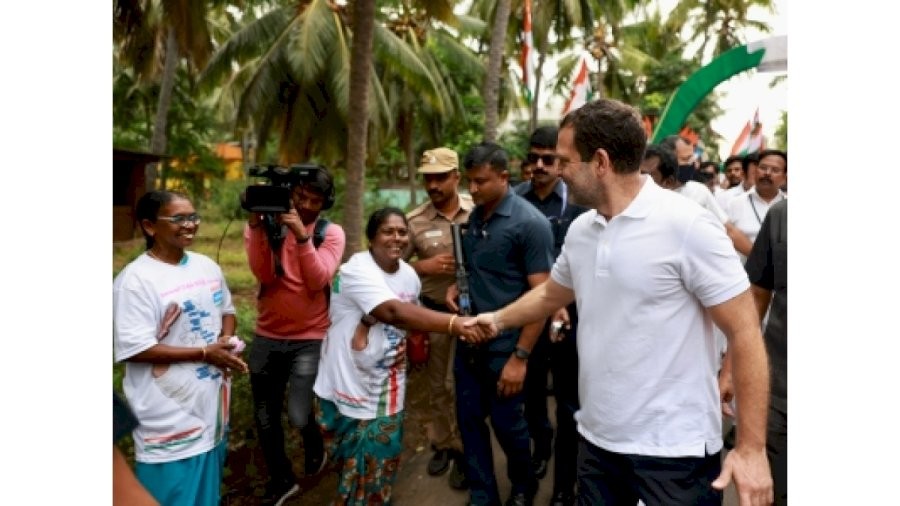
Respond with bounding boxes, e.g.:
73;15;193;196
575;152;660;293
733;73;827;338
113;97;787;506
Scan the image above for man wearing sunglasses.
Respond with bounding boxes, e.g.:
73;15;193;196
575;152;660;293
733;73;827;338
514;126;588;506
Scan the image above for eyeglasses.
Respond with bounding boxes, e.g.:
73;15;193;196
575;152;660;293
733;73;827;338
756;164;785;175
157;213;201;225
526;152;557;166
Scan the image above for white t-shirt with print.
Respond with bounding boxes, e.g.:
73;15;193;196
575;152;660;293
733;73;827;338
114;252;235;463
314;251;420;420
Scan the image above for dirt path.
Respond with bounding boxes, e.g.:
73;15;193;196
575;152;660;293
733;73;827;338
218;354;738;506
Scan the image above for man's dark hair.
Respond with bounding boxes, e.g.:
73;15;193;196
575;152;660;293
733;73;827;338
463;141;508;174
296;165;336;210
659;134;688;153
724;155;743;168
529;126;558;150
698;161;719;173
366;207;408;241
136;190;190;249
741;152;759;176
559;99;647;174
643;144;677;181
757;149;787;173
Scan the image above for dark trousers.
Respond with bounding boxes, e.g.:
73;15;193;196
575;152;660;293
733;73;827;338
576;437;722;506
249;336;323;485
455;337;537;506
523;308;580;496
768;402;787;506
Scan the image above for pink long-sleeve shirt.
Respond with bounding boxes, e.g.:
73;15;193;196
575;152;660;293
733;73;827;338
244;220;346;340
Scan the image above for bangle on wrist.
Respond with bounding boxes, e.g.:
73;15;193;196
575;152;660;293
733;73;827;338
448;314;459;335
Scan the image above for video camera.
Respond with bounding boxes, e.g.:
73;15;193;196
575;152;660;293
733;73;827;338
241;164;334;274
241;163;327;214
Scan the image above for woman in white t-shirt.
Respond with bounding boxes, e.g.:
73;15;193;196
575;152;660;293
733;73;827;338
113;190;250;505
313;207;484;505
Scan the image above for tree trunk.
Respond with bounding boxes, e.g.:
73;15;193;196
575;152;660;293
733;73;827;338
398;109;417;208
482;0;512;143
149;26;179;191
344;0;377;261
529;51;546;132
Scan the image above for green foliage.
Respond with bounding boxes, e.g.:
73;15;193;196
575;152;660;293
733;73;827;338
206;179;249;223
774;110;787;151
442;93;486;155
497;119;534;161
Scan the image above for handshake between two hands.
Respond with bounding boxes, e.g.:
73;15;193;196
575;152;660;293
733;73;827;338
451;313;500;345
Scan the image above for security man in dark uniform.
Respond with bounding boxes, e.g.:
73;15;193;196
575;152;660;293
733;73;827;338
514;126;588;506
446;141;554;506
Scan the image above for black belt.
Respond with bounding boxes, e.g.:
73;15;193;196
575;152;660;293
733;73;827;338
420;295;449;312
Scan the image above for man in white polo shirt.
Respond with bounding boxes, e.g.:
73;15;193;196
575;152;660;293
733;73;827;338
725;149;787;260
465;99;773;506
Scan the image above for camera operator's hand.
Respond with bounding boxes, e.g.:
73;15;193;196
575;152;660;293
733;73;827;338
278;208;308;240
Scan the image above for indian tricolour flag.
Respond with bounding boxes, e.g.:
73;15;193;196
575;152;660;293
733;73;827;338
520;0;536;104
730;108;766;156
562;54;591;115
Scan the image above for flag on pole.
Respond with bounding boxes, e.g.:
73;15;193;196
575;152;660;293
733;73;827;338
562;54;591;115
520;0;536;104
730;109;766;156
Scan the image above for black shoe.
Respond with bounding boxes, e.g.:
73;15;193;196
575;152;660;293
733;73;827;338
505;492;533;506
261;480;300;506
549;491;574;506
532;456;549;480
427;448;452;476
304;445;326;476
448;452;468;490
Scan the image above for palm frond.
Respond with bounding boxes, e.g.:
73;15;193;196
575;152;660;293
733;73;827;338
430;30;485;81
374;25;442;109
198;5;297;90
289;0;342;88
161;0;213;68
454;14;489;36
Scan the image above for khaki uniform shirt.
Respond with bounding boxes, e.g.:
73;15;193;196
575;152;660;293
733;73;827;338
406;194;474;303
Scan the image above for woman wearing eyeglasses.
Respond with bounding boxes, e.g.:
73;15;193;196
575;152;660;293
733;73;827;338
113;190;249;505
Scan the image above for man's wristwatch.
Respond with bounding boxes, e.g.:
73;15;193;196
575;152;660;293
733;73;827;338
513;346;530;360
360;314;378;327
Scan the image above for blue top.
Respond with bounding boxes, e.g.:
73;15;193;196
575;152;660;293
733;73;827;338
463;190;554;316
515;179;589;258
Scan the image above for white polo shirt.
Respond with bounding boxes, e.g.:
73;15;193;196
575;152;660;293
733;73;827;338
551;176;749;457
715;182;748;210
725;187;786;252
673;180;728;224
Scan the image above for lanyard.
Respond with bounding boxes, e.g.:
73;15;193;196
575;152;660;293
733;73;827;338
748;194;763;225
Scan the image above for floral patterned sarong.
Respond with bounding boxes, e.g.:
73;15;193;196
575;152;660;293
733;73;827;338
315;398;405;505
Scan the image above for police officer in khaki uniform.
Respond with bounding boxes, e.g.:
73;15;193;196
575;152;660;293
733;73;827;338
406;147;474;490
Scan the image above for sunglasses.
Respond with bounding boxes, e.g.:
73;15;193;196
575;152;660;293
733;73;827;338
157;213;202;225
526;152;557;166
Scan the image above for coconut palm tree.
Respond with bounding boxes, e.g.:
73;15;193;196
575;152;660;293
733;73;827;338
380;1;484;206
200;0;479;256
482;0;513;142
114;0;219;189
670;0;775;59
